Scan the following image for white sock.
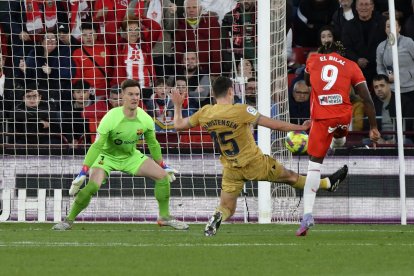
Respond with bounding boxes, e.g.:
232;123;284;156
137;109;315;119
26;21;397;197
303;161;322;214
330;137;346;149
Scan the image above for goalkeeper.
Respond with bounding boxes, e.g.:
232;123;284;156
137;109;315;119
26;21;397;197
171;76;347;236
53;79;188;230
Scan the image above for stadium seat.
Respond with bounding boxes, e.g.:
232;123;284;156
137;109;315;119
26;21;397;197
292;47;315;65
179;126;213;148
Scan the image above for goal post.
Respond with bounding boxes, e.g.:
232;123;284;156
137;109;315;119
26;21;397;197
258;0;300;223
257;0;272;224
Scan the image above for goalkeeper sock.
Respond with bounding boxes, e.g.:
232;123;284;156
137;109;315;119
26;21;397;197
303;161;321;214
155;176;170;218
67;181;99;221
216;206;231;221
291;175;330;190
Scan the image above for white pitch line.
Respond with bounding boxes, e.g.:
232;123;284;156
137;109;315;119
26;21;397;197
1;228;414;234
1;241;414;247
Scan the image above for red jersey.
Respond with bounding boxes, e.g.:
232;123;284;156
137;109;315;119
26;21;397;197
72;44;112;97
305;52;366;119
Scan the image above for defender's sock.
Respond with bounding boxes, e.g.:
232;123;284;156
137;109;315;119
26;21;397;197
67;181;99;221
155;176;170;218
303;161;322;214
292;175;330;190
216;206;231;221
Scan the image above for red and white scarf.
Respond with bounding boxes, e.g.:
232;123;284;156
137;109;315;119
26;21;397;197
125;43;152;88
69;0;90;39
146;0;162;25
25;0;57;34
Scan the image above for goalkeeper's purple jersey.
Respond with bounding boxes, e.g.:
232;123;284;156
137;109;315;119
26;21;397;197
189;104;261;168
96;106;156;159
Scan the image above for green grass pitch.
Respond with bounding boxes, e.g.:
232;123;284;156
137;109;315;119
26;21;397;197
1;223;414;275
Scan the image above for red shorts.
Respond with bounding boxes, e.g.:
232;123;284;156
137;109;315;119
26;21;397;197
307;113;352;158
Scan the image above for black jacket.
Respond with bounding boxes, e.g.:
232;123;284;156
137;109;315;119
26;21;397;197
342;12;387;84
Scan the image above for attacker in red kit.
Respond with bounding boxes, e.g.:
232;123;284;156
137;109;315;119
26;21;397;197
296;41;381;236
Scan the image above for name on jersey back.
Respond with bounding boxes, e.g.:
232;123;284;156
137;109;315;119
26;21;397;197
320;55;345;66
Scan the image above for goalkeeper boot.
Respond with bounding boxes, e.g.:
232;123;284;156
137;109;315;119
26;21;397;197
296;213;314;236
52;218;73;231
157;216;189;230
327;165;348;192
204;211;222;237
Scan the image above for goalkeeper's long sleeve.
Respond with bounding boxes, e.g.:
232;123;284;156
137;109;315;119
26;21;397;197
144;130;163;163
83;133;107;167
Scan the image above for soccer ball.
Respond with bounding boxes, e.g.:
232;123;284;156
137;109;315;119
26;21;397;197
285;131;308;154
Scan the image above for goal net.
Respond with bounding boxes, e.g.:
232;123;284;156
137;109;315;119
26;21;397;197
268;0;300;223
0;0;288;223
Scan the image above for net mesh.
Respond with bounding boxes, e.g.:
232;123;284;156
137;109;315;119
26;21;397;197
269;0;299;223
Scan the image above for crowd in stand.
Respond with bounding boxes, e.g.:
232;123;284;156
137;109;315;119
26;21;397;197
0;0;413;146
288;0;414;144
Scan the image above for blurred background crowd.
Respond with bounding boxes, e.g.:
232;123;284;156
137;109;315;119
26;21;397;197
0;0;413;147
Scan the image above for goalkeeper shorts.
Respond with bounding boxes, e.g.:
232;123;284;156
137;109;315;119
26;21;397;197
92;150;148;176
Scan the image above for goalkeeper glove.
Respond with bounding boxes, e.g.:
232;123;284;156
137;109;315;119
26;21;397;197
69;165;89;196
159;161;178;182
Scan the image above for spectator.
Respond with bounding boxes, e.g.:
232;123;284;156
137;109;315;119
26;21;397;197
61;80;93;144
20;31;74;104
83;84;126;142
373;0;411;22
0;52;17;113
289;50;318;93
289;80;310;124
318;25;336;47
403;0;414;40
286;1;294;63
233;59;255;100
201;0;238;24
129;0;178;78
57;23;81;51
65;0;92;40
376;17;414;105
173;76;199;116
293;0;339;47
93;0;130;48
146;78;175;131
146;77;174;120
221;0;257;74
342;0;387;85
72;23;112;99
332;0;356;39
7;81;61;144
371;74;414;143
0;24;7;59
111;16;161;88
7;0;67;80
177;51;212;109
175;0;222;75
244;77;257;107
